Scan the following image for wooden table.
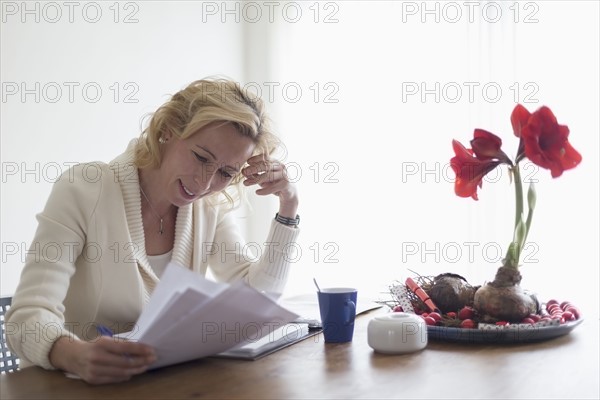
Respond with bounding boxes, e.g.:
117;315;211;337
2;310;598;399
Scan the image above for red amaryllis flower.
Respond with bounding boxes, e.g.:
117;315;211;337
470;129;512;164
451;103;582;270
450;139;503;200
511;103;531;139
511;104;582;178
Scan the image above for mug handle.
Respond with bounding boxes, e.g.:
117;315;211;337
345;300;356;325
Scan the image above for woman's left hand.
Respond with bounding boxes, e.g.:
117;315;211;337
242;155;298;218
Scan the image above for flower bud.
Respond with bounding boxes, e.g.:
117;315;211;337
527;183;537;211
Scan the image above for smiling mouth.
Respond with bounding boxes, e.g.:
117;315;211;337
181;181;196;197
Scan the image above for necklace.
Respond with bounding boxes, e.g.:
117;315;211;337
139;185;168;235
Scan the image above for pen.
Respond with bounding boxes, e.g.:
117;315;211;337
97;324;133;360
96;325;114;337
66;325;115;379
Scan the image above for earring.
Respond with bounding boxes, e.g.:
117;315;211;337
158;137;168;144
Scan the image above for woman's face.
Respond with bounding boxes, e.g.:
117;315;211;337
159;122;255;207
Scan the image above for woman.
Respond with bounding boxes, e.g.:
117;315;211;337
6;78;300;384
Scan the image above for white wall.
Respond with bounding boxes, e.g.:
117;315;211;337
257;1;600;309
1;1;249;294
2;1;599;314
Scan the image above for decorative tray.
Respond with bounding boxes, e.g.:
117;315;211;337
427;318;583;344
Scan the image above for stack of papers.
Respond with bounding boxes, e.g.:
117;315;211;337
117;263;300;369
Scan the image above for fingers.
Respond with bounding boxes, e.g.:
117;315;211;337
98;338;156;368
242;155;298;206
77;337;156;384
251;178;288;196
242;157;284;183
242;156;286;186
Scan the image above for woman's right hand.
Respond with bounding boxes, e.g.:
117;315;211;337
49;336;156;384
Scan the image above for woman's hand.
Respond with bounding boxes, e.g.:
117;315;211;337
242;155;299;219
49;336;156;385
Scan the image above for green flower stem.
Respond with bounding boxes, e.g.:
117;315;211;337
513;164;524;230
504;164;525;269
503;164;537;269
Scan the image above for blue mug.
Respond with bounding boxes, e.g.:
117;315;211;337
318;288;357;343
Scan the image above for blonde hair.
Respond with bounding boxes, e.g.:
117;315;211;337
135;78;280;206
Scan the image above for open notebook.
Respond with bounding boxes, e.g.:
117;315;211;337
215;322;319;360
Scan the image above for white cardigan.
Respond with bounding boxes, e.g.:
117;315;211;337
6;141;300;369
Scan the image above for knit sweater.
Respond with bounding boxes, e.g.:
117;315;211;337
6;140;300;369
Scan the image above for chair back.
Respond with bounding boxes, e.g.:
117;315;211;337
0;296;20;373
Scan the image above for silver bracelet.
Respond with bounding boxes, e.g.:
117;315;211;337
275;213;300;227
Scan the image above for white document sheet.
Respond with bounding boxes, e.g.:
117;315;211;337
130;262;228;340
117;263;300;369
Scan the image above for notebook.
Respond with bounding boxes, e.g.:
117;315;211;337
215;322;321;360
